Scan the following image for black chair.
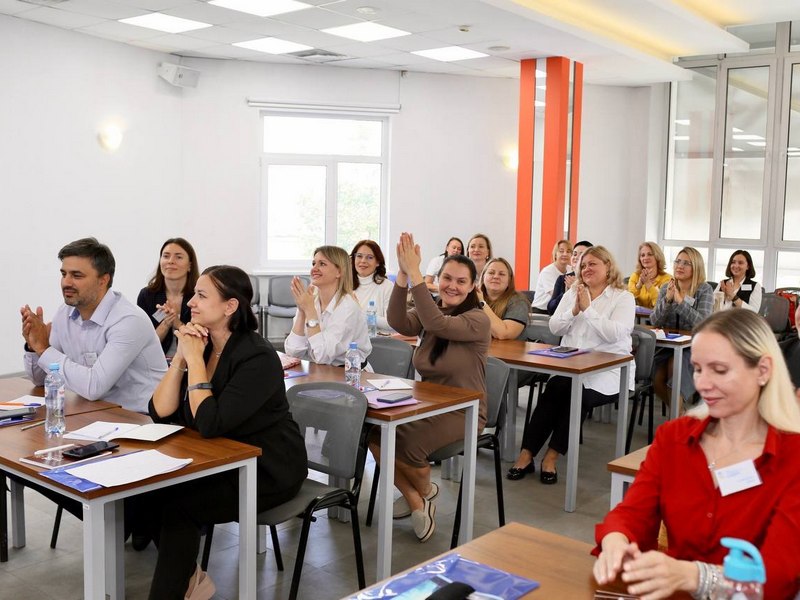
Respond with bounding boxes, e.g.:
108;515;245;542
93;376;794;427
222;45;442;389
521;290;535;304
780;335;800;389
366;336;415;379
201;383;368;600
365;357;510;549
625;325;658;453
759;293;791;340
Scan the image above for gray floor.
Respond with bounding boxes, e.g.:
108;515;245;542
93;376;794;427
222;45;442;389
0;388;664;600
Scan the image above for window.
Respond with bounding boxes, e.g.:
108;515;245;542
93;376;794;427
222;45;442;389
259;113;388;269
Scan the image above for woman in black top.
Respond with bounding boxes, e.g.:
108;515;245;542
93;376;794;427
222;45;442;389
144;265;307;600
136;237;199;358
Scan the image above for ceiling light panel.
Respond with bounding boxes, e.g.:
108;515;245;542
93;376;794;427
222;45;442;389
209;0;313;17
412;46;488;61
119;13;212;33
233;37;312;54
322;22;411;42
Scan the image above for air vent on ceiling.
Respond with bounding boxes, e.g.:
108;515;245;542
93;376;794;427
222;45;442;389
289;49;349;63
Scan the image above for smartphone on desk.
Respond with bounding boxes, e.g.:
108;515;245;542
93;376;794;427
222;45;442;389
377;392;413;403
551;346;580;354
62;441;119;460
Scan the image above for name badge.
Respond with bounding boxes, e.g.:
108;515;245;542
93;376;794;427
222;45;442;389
84;352;98;366
684;295;696;307
714;459;762;496
740;284;753;291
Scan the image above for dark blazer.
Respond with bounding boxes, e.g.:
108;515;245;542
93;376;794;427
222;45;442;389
149;330;308;497
136;287;193;356
547;273;571;315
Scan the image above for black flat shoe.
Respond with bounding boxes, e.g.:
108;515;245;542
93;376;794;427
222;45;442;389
539;470;558;485
506;462;535;480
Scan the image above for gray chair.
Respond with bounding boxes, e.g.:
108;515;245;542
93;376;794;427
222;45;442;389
365;357;510;550
248;275;263;335
625;325;658;453
264;275;308;340
201;383;368;600
759;293;791;339
367;336;415;379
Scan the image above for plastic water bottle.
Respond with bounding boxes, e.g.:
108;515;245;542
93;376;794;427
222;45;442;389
344;342;361;388
44;363;66;436
366;301;378;337
713;537;765;600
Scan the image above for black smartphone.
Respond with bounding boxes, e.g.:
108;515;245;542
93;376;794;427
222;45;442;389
62;441;119;460
378;392;413;403
0;406;37;420
551;346;580;354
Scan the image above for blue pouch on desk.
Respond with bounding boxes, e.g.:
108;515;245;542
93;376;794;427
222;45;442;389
349;553;539;599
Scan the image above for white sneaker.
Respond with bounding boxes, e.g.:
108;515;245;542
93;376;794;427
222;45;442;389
411;498;436;542
393;482;439;519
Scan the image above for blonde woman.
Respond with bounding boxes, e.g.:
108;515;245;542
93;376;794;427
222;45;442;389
284;245;371;366
476;258;529;340
593;310;800;600
651;247;713;406
466;233;492;277
509;247;634;482
627;242;671;309
531;239;573;314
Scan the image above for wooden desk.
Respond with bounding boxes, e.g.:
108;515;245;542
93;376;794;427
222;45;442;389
489;340;633;512
607;445;649;508
0;376;118;416
0;406;260;600
350;522;635;599
285;362;482;580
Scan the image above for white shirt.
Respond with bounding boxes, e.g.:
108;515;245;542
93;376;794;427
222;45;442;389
550;286;635;394
713;280;762;313
354;275;395;333
284;292;372;366
425;254;445;279
532;263;564;310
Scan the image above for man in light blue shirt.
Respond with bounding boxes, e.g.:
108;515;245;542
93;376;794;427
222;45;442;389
21;237;166;413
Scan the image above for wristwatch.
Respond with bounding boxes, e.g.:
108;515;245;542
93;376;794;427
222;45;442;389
478;301;486;309
305;319;320;328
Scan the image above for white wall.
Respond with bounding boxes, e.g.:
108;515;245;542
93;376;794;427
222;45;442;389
0;14;657;375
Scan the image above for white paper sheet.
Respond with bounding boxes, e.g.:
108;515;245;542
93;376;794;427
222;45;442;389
367;378;413;390
65;449;192;487
64;421;183;442
0;395;44;410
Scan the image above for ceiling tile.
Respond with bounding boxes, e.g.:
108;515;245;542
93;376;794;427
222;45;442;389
318;0;412;21
0;0;36;16
144;32;217;50
20;6;105;29
360;32;440;52
54;0;142;20
77;20;165;41
181;42;264;58
368;12;452;34
311;40;399;58
182;25;256;44
331;57;398;69
271;5;355;29
114;0;195;9
162;2;249;26
367;51;435;66
417;25;497;46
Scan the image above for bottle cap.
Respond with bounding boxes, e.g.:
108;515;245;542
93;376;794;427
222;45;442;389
48;362;60;371
721;537;766;583
349;342;358;349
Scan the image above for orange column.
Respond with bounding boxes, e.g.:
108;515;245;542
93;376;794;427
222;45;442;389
569;62;584;238
514;60;537;289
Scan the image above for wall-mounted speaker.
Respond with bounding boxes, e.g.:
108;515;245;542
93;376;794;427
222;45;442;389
157;63;200;88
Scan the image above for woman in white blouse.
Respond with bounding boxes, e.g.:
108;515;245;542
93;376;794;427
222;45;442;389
351;239;394;334
713;250;762;313
284;245;371;366
531;239;573;314
508;246;634;483
424;237;464;294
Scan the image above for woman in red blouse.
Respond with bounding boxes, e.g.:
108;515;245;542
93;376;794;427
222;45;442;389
593;309;800;600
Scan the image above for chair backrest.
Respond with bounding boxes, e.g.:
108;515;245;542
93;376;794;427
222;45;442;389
287;382;368;480
631;325;657;382
367;336;415;379
706;281;718;291
526;318;560;346
759;293;790;334
484;357;510;431
521;290;535;304
268;275;306;308
248;275;261;306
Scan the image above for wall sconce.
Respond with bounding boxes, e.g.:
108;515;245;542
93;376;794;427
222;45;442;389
98;123;124;152
502;147;519;171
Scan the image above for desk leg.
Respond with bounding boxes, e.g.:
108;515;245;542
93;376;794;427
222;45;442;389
0;473;6;562
376;423;396;579
105;500;124;600
10;479;25;549
670;346;683;420
565;375;582;513
609;474;633;509
615;364;629;458
84;502;105;600
501;369;519;462
238;460;257;600
458;402;478;545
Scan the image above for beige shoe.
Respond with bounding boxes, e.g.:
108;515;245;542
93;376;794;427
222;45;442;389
411;498;436;542
185;564;216;600
393;482;439;519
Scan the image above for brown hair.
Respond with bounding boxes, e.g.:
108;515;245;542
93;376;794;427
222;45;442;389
146;237;199;296
480;258;524;320
350;240;387;290
634;242;668;276
577;246;625;290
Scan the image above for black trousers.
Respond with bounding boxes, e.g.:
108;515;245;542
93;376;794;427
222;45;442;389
128;471;301;600
521;376;617;456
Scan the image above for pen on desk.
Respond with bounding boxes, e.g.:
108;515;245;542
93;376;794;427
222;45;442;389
20;419;46;431
34;443;76;456
0;402;42;407
97;426;119;439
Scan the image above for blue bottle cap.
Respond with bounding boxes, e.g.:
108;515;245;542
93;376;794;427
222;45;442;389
721;537;766;584
349;342;358;349
48;362;60;371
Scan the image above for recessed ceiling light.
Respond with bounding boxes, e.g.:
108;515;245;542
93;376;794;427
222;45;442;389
322;22;410;42
209;0;312;17
119;13;212;33
355;6;379;16
233;37;312;54
412;46;488;62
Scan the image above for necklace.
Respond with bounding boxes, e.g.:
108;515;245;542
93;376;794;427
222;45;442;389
706;432;763;471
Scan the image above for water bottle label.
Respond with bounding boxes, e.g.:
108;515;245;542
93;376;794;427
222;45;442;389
345;358;352;370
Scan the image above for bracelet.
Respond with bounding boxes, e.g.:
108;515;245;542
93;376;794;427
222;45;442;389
692;561;722;600
170;363;188;373
187;382;213;392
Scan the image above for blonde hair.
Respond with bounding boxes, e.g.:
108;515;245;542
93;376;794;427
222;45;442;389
313;245;353;307
480;258;524;319
552;239;573;262
635;242;668;276
674;246;706;298
689;310;800;433
577;246;625;290
467;233;493;260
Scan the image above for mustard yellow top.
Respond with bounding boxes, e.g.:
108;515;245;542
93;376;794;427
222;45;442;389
627;271;672;308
